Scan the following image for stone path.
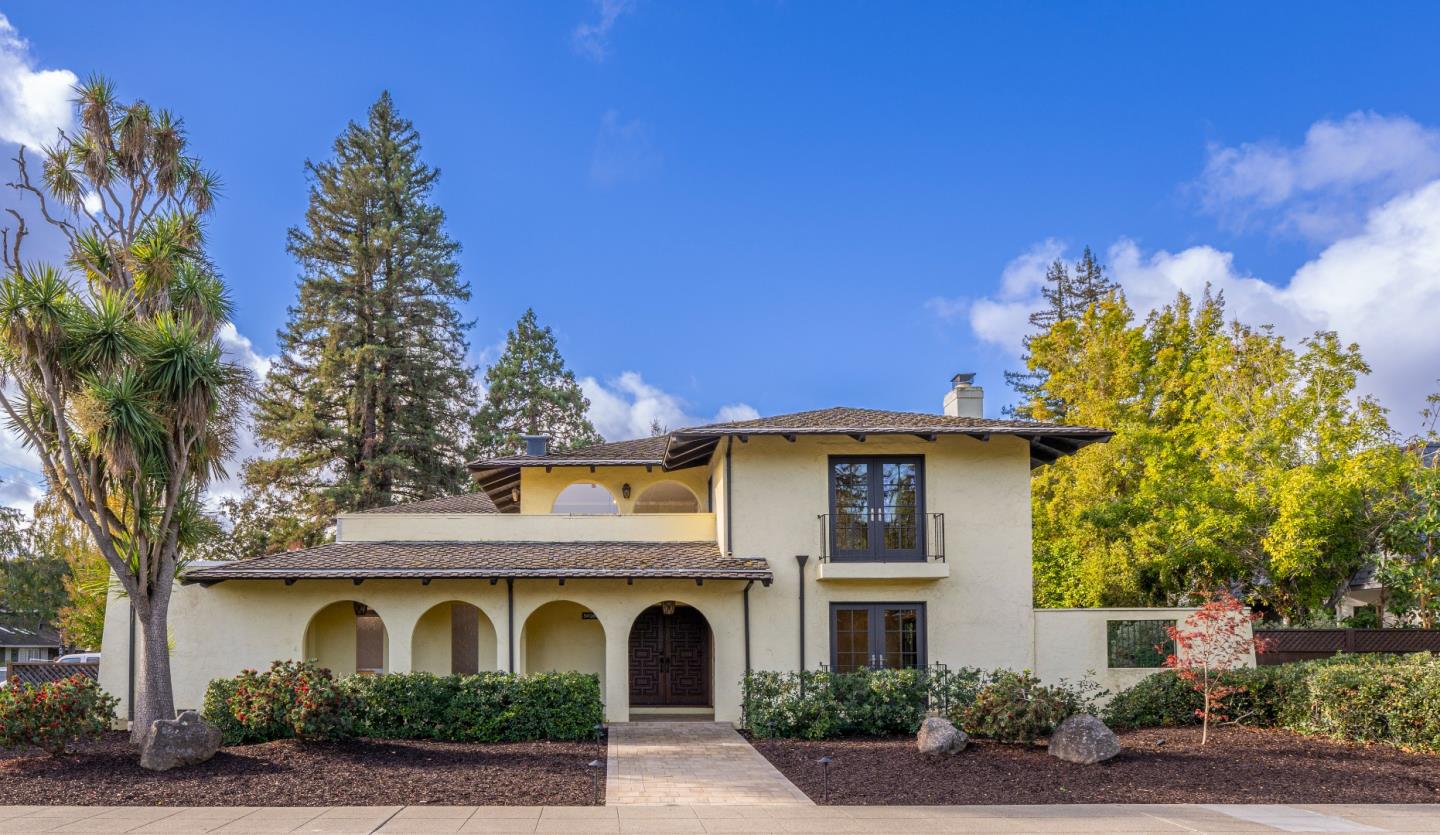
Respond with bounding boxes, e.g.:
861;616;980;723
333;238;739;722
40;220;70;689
0;803;1427;833
604;721;812;806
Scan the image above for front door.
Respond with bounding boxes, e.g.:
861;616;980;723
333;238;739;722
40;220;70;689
629;605;711;706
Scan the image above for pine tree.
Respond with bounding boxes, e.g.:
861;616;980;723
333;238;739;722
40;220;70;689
242;92;477;545
470;309;604;458
1005;246;1117;419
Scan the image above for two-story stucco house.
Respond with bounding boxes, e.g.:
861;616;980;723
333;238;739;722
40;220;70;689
100;375;1215;725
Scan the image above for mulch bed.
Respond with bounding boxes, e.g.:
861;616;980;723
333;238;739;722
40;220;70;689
751;726;1440;805
0;733;607;806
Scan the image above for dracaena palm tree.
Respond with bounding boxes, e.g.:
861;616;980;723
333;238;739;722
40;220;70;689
0;75;244;740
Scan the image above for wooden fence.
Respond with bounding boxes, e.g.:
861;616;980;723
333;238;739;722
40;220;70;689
4;661;100;687
1254;628;1440;665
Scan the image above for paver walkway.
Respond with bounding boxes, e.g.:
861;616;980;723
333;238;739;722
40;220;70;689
604;721;812;806
0;803;1429;833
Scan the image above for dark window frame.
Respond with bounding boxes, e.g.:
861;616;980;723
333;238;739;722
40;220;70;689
828;602;928;672
1105;619;1176;669
826;455;927;562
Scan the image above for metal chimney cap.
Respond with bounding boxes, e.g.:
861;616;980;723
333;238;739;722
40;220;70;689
520;434;550;456
951;372;976;386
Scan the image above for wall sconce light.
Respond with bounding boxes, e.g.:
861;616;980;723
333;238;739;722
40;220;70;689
622;483;631;499
510;487;520;504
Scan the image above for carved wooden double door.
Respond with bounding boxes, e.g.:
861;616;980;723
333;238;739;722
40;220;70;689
628;604;711;706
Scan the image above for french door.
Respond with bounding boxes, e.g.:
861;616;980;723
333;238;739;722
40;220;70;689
829;603;926;673
829;456;925;561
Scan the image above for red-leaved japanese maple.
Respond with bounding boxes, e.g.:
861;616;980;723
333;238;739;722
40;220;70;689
1164;590;1267;745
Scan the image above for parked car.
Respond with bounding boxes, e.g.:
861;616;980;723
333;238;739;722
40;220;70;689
55;652;100;664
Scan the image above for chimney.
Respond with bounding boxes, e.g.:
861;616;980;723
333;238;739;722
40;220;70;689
943;373;984;418
521;434;550;456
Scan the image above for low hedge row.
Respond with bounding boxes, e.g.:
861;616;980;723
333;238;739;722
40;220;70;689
743;667;1100;741
1104;652;1440;751
202;661;603;745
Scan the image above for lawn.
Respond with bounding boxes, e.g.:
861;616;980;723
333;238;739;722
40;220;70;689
0;734;606;806
751;726;1440;805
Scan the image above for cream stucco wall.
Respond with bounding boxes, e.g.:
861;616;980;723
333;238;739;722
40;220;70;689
337;512;716;543
729;434;1037;675
1033;607;1255;698
411;602;497;674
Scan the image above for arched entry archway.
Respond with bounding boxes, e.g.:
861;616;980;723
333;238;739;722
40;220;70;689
412;601;497;675
629;602;712;707
520;601;606;686
304;601;388;676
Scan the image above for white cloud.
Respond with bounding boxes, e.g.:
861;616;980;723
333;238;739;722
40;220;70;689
207;324;277;503
963;182;1440;434
581;371;758;440
572;0;635;62
590;109;660;187
1197;112;1440;239
964;239;1066;345
0;13;75;149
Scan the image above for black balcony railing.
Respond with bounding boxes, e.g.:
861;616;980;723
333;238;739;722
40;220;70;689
817;511;945;562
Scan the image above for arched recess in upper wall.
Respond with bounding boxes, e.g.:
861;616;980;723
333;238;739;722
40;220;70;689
632;481;700;513
551;482;620;514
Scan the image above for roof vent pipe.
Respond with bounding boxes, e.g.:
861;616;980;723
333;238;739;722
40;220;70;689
521;434;550;457
943;373;984;418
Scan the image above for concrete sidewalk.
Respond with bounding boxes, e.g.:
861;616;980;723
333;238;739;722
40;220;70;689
0;804;1431;834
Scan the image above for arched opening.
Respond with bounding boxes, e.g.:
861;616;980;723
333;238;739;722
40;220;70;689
304;601;388;676
628;602;712;708
633;481;700;513
551;482;619;514
412;601;497;675
520;601;606;687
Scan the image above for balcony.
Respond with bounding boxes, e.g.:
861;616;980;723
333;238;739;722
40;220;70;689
815;512;948;581
337;512;717;543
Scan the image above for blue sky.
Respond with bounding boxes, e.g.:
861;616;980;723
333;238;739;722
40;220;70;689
3;2;1440;505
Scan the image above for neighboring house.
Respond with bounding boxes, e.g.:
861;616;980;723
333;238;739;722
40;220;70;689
0;623;61;664
99;375;1243;723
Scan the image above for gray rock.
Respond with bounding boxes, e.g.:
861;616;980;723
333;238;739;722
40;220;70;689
140;710;222;771
1048;713;1121;764
916;716;968;756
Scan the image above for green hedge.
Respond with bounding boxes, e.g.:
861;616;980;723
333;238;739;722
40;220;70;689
344;671;603;742
203;665;603;745
743;667;1096;740
1103;653;1440;751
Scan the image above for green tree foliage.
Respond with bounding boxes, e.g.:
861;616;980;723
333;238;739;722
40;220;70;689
1023;288;1405;618
241;92;477;548
0;504;69;633
470;309;603;458
1004;246;1116;419
28;494;110;650
0;77;243;736
1374;389;1440;626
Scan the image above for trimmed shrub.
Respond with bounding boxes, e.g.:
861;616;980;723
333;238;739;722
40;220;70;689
743;666;1014;740
203;665;604;745
0;674;118;756
744;669;937;739
345;671;603;742
954;670;1095;743
1104;653;1440;751
204;660;354;744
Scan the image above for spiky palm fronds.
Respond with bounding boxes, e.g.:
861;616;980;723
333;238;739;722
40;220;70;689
0;265;79;370
66;288;140;374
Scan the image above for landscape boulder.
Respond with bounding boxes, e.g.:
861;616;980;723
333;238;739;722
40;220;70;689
1047;714;1120;764
140;710;222;771
916;716;968;756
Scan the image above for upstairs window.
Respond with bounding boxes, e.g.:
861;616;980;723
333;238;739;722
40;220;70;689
551;482;619;514
633;482;700;513
828;456;925;561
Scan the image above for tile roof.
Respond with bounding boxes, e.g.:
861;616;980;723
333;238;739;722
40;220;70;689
467;436;668;469
183;541;771;582
673;406;1110;437
0;623;60;647
353;493;499;514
